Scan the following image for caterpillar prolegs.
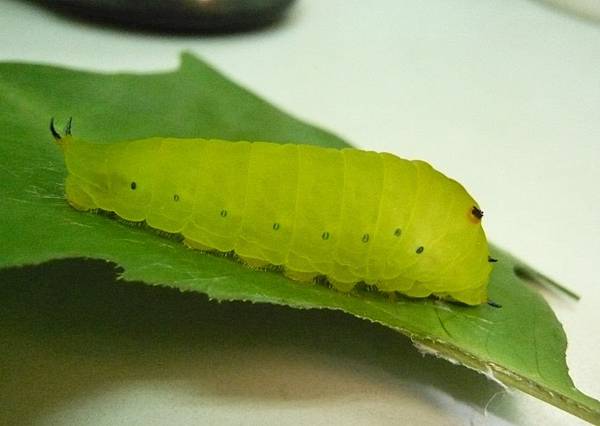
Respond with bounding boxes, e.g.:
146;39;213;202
50;119;494;305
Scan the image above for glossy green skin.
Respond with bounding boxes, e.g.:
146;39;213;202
57;136;492;305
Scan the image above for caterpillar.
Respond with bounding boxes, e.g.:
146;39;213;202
50;118;494;305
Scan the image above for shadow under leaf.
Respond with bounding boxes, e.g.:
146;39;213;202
0;258;517;424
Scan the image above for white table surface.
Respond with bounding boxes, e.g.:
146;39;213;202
1;0;599;425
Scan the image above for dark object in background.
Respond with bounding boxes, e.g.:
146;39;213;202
30;0;297;33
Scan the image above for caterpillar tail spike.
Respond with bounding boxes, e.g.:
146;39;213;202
65;117;73;136
49;117;61;141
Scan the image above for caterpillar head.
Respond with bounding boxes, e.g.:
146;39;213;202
393;165;494;306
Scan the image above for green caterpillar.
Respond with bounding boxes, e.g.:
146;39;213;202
51;119;494;305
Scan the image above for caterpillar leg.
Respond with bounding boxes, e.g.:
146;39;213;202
65;177;95;211
283;268;318;283
440;285;487;306
327;278;356;293
66;197;91;211
385;292;397;302
377;276;415;292
402;282;433;298
377;277;433;299
238;255;271;270
183;238;214;252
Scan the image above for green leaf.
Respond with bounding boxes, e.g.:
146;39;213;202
1;53;598;424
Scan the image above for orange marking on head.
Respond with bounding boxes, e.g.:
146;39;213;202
468;206;483;224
